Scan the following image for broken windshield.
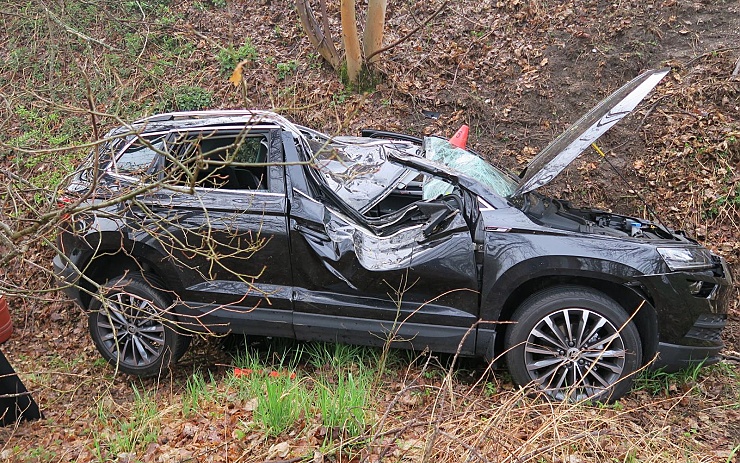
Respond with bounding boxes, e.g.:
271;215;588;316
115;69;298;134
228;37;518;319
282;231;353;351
422;137;518;199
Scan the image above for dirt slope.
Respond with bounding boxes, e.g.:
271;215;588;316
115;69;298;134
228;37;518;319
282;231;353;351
0;0;738;461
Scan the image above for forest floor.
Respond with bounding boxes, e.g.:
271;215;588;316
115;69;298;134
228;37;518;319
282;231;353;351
0;0;739;461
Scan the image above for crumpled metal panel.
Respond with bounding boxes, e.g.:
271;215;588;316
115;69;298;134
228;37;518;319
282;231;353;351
323;207;471;271
309;139;416;213
290;187;476;307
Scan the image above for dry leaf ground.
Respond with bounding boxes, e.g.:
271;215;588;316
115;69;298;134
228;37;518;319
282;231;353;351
0;0;738;461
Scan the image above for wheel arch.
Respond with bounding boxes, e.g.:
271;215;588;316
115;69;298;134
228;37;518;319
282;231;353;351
74;237;182;310
491;273;659;365
88;274;191;376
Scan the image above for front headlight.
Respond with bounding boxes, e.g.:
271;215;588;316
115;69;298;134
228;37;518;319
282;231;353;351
657;247;715;271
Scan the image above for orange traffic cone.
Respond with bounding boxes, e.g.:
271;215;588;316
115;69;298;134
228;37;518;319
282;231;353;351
449;125;469;149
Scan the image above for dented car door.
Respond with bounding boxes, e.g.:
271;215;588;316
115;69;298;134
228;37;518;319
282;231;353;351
283;133;480;353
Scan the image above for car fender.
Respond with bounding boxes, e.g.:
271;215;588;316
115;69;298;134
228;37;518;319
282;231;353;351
477;251;660;363
64;230;189;299
478;230;660;322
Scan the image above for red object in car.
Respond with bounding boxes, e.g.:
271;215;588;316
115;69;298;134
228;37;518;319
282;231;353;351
0;295;12;344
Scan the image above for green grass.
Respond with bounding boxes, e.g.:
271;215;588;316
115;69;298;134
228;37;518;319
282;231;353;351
25;445;58;462
253;372;309;436
230;342;308;436
633;362;706;396
182;370;216;417
259;351;303;432
229;343;269;399
217;41;258;75
226;340;378;440
157;85;213;112
304;341;376;371
728;444;740;463
8;105;87;149
316;370;371;439
92;384;160;460
277;60;298;79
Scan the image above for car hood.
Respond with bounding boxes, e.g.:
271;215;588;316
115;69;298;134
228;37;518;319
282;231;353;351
514;68;670;197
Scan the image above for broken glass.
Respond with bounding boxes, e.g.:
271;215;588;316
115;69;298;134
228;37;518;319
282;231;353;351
422;137;517;199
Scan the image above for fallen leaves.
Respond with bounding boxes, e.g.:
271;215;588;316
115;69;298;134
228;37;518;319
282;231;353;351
267;441;291;460
0;0;739;462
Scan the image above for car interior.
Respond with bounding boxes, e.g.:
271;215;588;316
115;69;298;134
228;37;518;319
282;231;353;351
178;133;269;190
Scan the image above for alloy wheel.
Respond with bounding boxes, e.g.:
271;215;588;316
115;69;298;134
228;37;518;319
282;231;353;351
524;308;627;401
97;291;167;368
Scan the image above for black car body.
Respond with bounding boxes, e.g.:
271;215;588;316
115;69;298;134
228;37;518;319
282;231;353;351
54;69;732;401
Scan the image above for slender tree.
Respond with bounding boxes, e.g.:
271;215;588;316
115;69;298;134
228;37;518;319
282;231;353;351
340;0;362;83
296;0;341;70
296;0;387;84
363;0;387;64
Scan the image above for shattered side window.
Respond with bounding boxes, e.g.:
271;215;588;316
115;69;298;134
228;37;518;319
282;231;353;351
77;137;125;182
309;139;411;212
422;137;517;199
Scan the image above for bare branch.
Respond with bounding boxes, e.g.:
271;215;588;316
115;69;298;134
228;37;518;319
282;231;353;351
296;0;341;71
365;0;449;63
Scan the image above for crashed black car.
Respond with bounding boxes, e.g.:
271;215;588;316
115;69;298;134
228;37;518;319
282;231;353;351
54;69;732;401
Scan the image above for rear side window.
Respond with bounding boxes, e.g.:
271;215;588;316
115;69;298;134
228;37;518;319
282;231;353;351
167;132;269;190
114;135;166;177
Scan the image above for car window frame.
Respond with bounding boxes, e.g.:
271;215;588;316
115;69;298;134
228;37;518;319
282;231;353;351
106;130;172;183
164;128;274;193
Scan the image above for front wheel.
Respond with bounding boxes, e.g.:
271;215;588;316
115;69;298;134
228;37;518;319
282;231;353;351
88;274;190;377
504;286;642;402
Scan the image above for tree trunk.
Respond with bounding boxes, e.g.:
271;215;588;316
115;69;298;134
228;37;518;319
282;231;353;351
296;0;341;71
340;0;362;83
363;0;386;64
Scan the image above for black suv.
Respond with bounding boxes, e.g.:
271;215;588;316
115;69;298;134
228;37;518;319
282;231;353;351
54;69;732;401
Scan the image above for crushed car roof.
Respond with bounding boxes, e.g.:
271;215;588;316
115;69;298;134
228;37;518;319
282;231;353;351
104;69;670;202
106;110;305;139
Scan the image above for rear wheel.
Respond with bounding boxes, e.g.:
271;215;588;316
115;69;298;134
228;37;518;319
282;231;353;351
504;286;642;402
88;274;190;377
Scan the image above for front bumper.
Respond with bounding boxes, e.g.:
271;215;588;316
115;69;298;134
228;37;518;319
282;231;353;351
651;341;723;372
637;257;732;371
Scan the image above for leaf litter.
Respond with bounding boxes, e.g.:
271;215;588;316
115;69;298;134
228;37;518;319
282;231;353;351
0;0;739;461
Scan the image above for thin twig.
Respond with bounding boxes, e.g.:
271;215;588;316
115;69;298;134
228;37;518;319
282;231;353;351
44;7;119;51
84;71;99;144
437;430;491;463
683;47;739;67
365;0;449;62
259;458;304;463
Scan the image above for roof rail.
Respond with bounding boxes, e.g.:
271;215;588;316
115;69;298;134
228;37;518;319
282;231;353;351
128;109;309;143
133;109;281;124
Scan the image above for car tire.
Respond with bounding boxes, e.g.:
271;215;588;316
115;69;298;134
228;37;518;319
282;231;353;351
88;274;190;377
504;286;642;402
